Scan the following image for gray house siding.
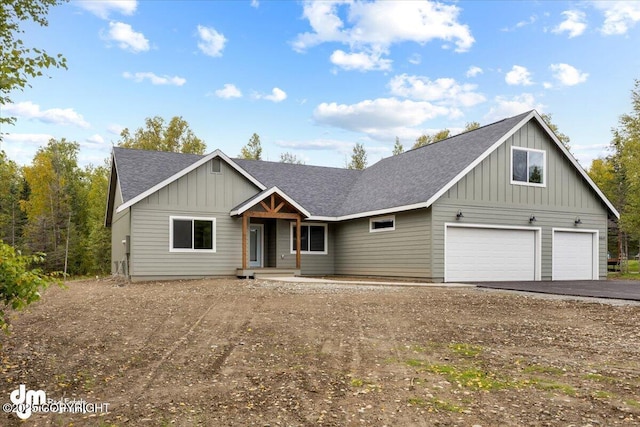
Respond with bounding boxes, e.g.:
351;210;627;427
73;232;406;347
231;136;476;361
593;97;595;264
274;219;335;275
126;159;259;279
110;181;130;275
431;120;608;281
333;209;431;278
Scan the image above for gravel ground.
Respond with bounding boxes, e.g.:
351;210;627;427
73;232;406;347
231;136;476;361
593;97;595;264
1;277;639;426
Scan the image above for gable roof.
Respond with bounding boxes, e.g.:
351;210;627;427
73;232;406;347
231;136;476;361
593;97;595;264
107;110;619;222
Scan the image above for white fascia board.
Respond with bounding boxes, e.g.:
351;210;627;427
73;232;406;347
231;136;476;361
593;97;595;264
530;111;620;219
308;201;431;222
115;149;266;214
230;186;311;218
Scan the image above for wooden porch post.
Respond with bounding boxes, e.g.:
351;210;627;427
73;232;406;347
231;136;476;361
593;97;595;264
242;213;248;270
296;214;301;270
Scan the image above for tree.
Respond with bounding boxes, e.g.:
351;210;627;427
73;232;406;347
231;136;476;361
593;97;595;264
413;129;450;149
464;121;480;132
392;137;404;155
540;113;571;151
1;0;68;127
118;116;206;154
0;152;26;246
279;152;304;164
347;143;367;170
239;133;262;160
85;163;111;274
0;241;60;332
20;139;89;274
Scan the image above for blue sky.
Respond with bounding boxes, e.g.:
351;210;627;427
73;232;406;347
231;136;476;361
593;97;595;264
2;0;640;169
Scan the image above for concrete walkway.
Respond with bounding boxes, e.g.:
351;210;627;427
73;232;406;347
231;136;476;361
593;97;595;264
262;276;474;288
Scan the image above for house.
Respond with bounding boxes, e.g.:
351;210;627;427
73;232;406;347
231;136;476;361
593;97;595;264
105;110;619;282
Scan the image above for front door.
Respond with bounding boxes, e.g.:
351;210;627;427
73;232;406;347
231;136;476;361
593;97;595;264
249;224;263;268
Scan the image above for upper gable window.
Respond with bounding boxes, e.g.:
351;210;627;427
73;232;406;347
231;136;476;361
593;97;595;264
211;158;222;173
511;147;545;187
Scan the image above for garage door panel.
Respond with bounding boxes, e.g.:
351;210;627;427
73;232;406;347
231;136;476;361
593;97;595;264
553;231;595;280
446;227;536;282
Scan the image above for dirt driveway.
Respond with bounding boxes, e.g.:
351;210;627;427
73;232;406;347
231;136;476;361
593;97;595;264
1;278;639;426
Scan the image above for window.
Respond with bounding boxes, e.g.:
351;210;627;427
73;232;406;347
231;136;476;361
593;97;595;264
370;215;395;232
170;216;216;252
511;147;545;186
290;223;327;254
211;158;222;173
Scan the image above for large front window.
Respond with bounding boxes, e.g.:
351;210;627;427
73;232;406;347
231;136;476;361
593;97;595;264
170;216;216;252
511;147;545;186
290;223;327;254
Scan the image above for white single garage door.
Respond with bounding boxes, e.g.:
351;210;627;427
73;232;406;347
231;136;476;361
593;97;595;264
553;231;596;280
446;226;536;282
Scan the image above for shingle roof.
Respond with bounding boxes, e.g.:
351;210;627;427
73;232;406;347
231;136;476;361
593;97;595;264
111;111;550;218
113;147;202;203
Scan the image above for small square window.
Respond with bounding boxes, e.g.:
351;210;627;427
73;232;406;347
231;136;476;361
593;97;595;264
511;147;546;187
370;215;395;232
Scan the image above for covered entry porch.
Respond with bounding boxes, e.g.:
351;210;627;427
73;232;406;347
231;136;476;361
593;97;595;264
231;187;310;278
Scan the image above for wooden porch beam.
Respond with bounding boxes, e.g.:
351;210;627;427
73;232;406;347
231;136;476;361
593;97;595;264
273;201;286;213
246;211;301;220
242;213;248;270
296;215;301;270
270;194;275;211
259;200;270;212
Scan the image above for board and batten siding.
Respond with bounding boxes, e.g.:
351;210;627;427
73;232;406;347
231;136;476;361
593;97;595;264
110;181;130;274
274;219;335;275
333;208;431;278
432;120;608;281
127;159;260;278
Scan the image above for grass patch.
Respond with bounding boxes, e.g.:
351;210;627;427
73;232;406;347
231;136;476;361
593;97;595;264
405;360;511;391
592;390;613;399
522;364;565;376
625;399;640;408
449;343;483;358
530;378;577;396
584;373;618;384
407;397;464;413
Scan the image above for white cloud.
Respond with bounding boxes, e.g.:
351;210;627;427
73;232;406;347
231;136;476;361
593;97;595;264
501;15;537;32
552;10;587;38
251;0;259;8
549;63;588;86
330;49;392;72
293;0;473;71
254;87;287;102
123;71;186;86
103;21;149;53
388;74;485;107
197;25;227;57
107;124;124;135
214;83;242;99
313;97;452;140
466;66;483;78
595;1;640;35
3;101;90;128
505;65;533;86
2;134;54;165
408;54;421;65
275;138;356;155
484;94;544;122
86;134;105;145
76;0;137;19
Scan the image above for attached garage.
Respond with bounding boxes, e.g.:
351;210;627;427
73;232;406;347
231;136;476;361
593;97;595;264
552;229;598;280
445;225;540;282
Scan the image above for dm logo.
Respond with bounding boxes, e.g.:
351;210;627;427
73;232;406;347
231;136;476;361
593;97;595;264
10;384;46;420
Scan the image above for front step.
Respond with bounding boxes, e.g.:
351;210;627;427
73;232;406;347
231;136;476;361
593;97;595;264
236;268;301;279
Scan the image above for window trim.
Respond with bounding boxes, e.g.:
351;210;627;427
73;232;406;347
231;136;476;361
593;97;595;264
510;146;546;188
369;215;396;233
289;222;328;255
169;216;217;253
211;158;222;174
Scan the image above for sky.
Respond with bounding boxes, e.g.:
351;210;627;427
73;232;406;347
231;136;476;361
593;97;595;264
2;0;640;170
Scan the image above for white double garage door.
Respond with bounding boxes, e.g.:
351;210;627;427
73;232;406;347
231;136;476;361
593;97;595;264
445;225;598;282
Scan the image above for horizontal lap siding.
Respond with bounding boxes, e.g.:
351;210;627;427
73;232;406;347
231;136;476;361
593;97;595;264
128;160;260;277
275;219;335;275
110;182;130;274
334;209;431;278
433;121;608;281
